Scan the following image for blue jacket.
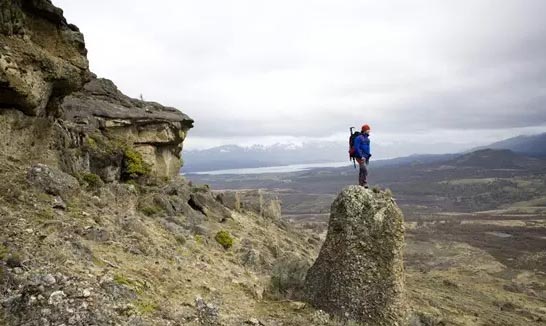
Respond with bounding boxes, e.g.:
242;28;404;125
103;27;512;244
354;133;371;159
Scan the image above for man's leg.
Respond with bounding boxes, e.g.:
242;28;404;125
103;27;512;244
358;159;368;187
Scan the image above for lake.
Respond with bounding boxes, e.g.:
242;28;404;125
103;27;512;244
184;161;352;175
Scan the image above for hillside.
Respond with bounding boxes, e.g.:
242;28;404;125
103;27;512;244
0;1;412;325
189;148;546;214
474;132;546;158
183;132;546;173
0;2;321;325
182;141;473;173
2;1;546;326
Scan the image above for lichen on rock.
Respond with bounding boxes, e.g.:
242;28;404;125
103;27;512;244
304;185;406;325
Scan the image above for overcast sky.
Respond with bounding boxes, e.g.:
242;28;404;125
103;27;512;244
56;0;546;153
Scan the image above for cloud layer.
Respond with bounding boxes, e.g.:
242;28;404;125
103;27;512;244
56;0;546;151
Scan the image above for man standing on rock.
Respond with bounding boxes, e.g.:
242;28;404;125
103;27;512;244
354;124;371;188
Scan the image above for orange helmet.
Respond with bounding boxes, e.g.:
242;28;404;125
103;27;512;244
361;124;371;132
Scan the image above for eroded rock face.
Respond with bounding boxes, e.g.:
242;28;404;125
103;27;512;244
0;0;193;179
0;0;89;116
238;190;282;219
304;186;406;325
60;78;193;178
26;163;80;200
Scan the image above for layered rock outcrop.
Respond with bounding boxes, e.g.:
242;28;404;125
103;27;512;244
216;189;282;220
59;78;193;179
305;186;406;325
0;0;193;179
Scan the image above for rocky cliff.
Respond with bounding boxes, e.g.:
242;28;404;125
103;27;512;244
305;186;406;325
0;2;323;325
1;2;412;325
0;0;193;180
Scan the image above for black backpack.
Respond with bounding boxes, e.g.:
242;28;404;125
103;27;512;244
349;127;361;159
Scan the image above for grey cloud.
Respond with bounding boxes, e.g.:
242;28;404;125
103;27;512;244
55;0;546;148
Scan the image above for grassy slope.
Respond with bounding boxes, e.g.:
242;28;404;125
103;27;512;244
0;160;328;325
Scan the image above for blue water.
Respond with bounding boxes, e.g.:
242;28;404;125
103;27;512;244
185;161;351;175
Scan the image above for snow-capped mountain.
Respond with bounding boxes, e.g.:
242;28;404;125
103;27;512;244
182;142;348;172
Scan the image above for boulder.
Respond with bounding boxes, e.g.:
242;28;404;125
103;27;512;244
27;164;80;200
262;197;281;220
304;186;406;325
215;191;241;211
239;190;282;219
188;189;232;223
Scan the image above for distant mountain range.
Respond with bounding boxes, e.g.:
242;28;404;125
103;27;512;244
182;142;346;172
182;132;546;173
472;132;546;158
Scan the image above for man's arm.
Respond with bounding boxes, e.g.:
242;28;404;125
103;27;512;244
362;138;371;159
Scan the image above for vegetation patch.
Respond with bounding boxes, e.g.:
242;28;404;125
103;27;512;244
194;234;204;245
140;205;162;217
84;134;152;181
84;134;124;161
0;244;8;260
36;207;55;221
269;254;310;300
114;274;147;295
122;147;151;180
82;173;104;190
134;299;159;315
215;230;234;249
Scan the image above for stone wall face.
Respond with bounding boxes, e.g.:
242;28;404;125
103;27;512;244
0;0;193;179
0;0;89;115
305;186;406;326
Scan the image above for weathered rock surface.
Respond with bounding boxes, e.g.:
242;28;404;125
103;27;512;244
220;189;282;219
0;0;89;116
60;78;193;178
216;191;241;211
26;163;80;200
0;0;193;179
305;186;406;325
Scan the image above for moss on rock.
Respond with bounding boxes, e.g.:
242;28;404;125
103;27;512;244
122;147;151;180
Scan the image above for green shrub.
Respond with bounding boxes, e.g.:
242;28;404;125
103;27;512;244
214;230;234;249
85;137;98;151
36;208;55;221
122;147;151;180
113;274;147;295
141;206;161;216
84;134;124;160
134;299;158;315
194;234;204;244
0;244;8;260
82;173;104;190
